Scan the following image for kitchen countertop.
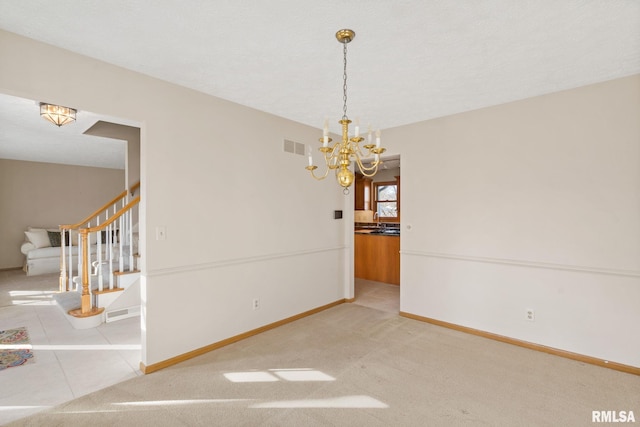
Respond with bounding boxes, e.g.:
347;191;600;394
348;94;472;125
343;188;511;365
355;229;400;236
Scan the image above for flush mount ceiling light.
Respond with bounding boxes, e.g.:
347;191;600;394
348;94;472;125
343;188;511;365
306;29;386;195
39;102;77;127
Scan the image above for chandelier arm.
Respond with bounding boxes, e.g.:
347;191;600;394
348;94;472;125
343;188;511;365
353;144;368;159
351;151;365;169
358;168;379;178
359;164;380;174
308;165;331;181
353;155;380;177
351;151;377;170
320;145;341;167
330;142;342;159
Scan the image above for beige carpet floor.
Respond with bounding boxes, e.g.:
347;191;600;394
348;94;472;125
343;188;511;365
6;282;640;426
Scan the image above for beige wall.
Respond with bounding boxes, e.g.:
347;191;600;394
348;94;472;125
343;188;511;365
387;74;640;367
0;159;125;269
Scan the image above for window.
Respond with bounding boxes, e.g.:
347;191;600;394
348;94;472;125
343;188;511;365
374;180;399;220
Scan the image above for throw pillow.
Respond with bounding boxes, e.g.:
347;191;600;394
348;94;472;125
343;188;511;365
48;231;62;247
25;229;52;249
47;230;69;248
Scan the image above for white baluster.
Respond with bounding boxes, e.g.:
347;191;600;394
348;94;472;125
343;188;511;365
128;208;134;271
67;230;73;290
108;223;114;290
104;210;109;260
97;220;103;292
88;229;92;301
105;223;110;290
119;216;124;272
76;226;83;289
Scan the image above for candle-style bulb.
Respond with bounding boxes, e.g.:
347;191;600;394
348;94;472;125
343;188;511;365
375;129;381;148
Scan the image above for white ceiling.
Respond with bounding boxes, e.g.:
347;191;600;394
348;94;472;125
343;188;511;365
0;1;639;168
0;93;138;169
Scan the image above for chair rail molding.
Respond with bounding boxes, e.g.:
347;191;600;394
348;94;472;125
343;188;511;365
401;250;640;278
146;245;347;277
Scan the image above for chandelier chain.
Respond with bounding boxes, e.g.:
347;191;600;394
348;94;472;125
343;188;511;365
342;40;348;120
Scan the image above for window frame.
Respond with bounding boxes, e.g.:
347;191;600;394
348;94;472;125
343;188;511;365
373;178;400;222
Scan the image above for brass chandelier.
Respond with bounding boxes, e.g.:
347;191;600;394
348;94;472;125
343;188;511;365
306;29;385;194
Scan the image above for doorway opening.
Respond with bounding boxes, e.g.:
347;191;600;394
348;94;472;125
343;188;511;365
353;155;400;313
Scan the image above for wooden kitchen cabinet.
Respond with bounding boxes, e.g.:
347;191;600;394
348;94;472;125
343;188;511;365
354;173;372;210
354;233;400;285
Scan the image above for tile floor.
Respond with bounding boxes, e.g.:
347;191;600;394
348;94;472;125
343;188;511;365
353;278;400;313
0;271;398;425
0;270;141;425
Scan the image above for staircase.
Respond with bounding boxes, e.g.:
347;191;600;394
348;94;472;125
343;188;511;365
53;183;141;329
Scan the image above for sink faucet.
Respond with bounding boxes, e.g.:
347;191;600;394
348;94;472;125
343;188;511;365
373;211;380;227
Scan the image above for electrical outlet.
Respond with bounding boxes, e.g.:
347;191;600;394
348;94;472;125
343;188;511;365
252;299;259;310
526;309;535;322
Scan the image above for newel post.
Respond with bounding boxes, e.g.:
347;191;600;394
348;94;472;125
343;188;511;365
80;229;91;314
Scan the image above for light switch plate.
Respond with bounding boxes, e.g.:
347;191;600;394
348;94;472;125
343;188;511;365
156;226;166;241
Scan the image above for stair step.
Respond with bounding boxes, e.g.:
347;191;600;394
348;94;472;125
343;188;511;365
114;269;140;276
94;287;124;295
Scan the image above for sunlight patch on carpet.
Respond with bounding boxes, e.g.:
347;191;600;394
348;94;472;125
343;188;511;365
113;399;250;407
250;395;389;408
224;368;336;383
0;327;35;371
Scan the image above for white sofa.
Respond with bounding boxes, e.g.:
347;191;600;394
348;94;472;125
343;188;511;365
20;227;99;276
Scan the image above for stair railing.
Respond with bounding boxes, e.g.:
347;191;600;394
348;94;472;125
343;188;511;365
59;182;140;293
74;196;140;316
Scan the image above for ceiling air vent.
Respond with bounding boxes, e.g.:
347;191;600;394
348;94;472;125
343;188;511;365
284;139;305;156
